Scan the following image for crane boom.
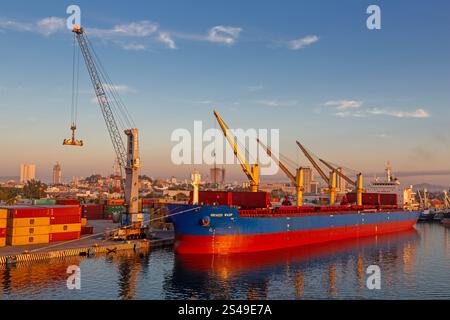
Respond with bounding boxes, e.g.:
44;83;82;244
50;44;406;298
257;138;295;184
296;141;329;184
214;111;259;192
257;138;304;206
73;25;140;222
319;159;356;187
73;25;127;167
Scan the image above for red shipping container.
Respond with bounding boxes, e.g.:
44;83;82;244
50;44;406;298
0;228;6;237
231;192;271;209
56;199;80;205
7;206;50;218
380;193;398;206
82;204;104;220
49;231;80;242
192;191;233;206
81;226;94;235
50;215;82;225
49;205;81;216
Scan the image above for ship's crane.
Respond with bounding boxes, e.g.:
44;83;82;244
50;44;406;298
214;111;259;192
257;139;304;206
295;141;338;205
319;158;364;206
68;24;142;231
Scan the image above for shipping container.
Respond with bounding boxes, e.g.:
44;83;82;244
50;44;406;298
0;228;6;238
0;209;7;219
0;237;6;247
192;191;233;206
379;193;398;206
6;206;51;219
82;204;104;220
0;218;6;229
231;192;271;209
47;205;81;216
56;199;80;205
49;232;80;242
7;226;50;237
106;199;125;206
50;215;81;225
81;218;87;227
50;223;81;233
7;217;50;228
7;234;49;246
32;199;57;206
81;226;94;235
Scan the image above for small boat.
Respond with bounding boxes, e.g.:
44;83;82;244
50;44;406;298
418;209;435;222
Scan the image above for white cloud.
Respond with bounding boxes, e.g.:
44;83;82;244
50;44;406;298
366;108;430;118
207;26;242;45
324;100;363;110
36;17;65;35
0;17;65;35
122;43;147;51
103;84;137;94
289;35;319;50
158;32;177;49
334;111;367;118
112;21;159;37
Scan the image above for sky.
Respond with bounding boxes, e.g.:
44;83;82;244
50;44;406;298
0;0;449;185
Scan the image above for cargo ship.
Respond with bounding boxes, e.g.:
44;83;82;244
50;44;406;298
167;191;420;255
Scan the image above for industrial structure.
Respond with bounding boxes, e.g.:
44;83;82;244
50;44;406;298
63;24;144;239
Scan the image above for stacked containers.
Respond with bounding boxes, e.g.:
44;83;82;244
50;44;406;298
6;206;50;246
82;204;104;220
48;205;81;242
56;199;80;206
103;204;125;220
0;209;7;247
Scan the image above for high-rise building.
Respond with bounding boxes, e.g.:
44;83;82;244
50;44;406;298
303;167;314;193
20;164;36;183
336;167;346;193
210;167;226;184
53;162;62;185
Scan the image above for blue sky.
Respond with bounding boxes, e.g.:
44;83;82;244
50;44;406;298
0;0;449;184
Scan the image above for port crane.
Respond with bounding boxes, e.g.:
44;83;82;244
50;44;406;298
295;141;364;206
295;141;337;205
257;139;305;206
318;158;364;206
66;24;143;236
214;111;259;192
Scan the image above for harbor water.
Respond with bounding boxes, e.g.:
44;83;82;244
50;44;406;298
0;223;449;300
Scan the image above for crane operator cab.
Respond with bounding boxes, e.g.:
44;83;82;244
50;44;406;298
63;125;84;147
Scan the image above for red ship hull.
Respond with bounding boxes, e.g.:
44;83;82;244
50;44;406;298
174;219;416;255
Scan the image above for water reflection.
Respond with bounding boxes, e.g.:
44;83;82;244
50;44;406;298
1;224;450;299
164;230;419;299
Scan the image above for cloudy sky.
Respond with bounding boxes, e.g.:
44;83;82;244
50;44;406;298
0;0;449;185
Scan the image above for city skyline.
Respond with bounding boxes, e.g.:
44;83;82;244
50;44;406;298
0;1;449;185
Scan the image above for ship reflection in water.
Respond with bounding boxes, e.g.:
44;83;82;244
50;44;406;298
1;223;450;299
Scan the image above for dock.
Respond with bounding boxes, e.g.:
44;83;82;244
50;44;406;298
0;220;174;266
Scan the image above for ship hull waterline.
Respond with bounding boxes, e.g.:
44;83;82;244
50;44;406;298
168;205;420;255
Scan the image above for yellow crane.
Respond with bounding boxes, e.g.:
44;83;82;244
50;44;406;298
319;158;364;206
296;141;337;206
257;139;304;206
214;111;259;192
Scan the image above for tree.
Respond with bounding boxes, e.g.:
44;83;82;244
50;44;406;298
22;180;47;199
0;187;19;204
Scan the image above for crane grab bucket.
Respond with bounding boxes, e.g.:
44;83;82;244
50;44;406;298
63;126;84;147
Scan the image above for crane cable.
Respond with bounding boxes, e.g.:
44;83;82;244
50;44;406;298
71;34;80;128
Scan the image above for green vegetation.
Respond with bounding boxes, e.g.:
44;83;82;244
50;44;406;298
0;187;19;204
22;180;47;199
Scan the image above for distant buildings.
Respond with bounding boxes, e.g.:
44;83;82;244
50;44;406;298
53;162;62;185
20;164;36;183
210;167;226;184
303;167;314;193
